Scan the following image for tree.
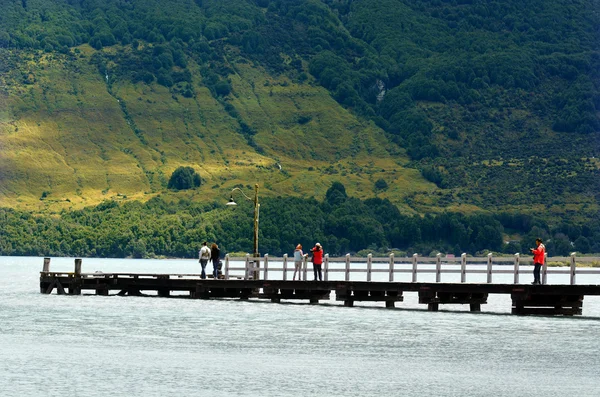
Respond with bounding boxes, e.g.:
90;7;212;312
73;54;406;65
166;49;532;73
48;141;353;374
167;167;201;190
325;182;347;206
374;179;388;190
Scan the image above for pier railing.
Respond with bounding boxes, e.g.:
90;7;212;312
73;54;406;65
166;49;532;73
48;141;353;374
38;253;599;285
224;252;600;285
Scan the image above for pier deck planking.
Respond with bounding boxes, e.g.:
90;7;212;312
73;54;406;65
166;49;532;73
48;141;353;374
40;271;600;315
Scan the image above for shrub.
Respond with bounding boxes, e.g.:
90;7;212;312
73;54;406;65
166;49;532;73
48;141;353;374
374;179;388;190
167;167;201;190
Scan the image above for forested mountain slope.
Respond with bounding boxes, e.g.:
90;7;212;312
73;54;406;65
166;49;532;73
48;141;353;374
0;0;598;223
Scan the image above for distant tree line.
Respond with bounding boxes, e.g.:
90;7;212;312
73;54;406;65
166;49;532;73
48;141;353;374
1;182;598;259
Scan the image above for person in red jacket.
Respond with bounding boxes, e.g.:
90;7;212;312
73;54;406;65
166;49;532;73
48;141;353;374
310;243;324;281
530;238;545;285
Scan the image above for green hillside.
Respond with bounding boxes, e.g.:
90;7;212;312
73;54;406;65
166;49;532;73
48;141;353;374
0;0;598;223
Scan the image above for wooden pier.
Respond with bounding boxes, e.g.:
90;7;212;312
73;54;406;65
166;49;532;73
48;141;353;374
39;254;600;316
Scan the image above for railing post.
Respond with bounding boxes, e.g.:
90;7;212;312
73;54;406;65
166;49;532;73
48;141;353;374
461;253;467;283
436;253;442;283
389;253;394;282
72;258;82;295
245;254;250;280
367;253;373;282
282;253;288;281
487;253;493;283
42;257;51;273
542;252;548;285
264;254;269;280
303;254;308;281
345;254;351;281
412;253;418;282
570;252;576;285
324;254;329;281
74;258;82;276
513;253;520;284
224;254;230;280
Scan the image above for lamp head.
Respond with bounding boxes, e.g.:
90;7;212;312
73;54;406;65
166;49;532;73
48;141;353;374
226;196;237;206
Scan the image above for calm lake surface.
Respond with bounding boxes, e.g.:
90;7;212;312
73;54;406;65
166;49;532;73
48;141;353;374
1;256;600;397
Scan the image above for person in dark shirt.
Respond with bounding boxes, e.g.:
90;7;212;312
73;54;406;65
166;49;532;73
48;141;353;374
211;243;221;279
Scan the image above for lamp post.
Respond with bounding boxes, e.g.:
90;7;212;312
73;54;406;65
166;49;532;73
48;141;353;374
227;184;260;279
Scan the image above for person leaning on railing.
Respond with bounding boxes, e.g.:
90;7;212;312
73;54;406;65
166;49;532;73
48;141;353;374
310;243;323;281
293;244;304;281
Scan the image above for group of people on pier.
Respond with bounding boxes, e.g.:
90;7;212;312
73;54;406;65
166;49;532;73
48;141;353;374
198;242;221;279
199;241;324;280
200;238;545;284
293;243;324;281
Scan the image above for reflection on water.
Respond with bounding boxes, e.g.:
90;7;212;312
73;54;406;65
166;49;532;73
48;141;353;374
1;257;599;397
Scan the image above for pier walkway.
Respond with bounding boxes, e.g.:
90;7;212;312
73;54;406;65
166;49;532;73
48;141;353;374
39;253;600;315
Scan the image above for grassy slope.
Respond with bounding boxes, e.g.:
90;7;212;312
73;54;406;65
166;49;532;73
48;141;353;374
0;45;434;212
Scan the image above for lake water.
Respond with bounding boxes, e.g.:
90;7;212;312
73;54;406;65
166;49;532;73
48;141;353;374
1;256;600;397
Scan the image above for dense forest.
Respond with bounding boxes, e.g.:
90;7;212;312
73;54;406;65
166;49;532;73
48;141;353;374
0;0;599;256
1;182;599;258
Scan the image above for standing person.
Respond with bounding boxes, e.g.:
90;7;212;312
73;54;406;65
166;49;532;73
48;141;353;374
293;244;304;281
530;238;545;285
211;243;221;279
310;243;323;281
198;242;211;279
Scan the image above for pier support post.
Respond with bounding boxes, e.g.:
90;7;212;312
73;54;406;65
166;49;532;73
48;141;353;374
460;253;467;283
282;254;288;281
43;257;51;273
324;254;329;281
194;284;209;299
428;303;439;311
511;290;583;315
389;253;394;282
40;258;52;293
70;258;82;295
96;283;109;296
436;253;442;283
367;253;372;282
157;275;170;297
74;258;82;276
470;303;481;312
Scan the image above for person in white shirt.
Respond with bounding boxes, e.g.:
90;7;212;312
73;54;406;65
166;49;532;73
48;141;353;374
199;242;211;279
293;244;304;280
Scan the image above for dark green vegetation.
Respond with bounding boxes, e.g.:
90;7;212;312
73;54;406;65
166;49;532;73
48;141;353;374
2;182;599;258
167;166;201;190
1;0;599;255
